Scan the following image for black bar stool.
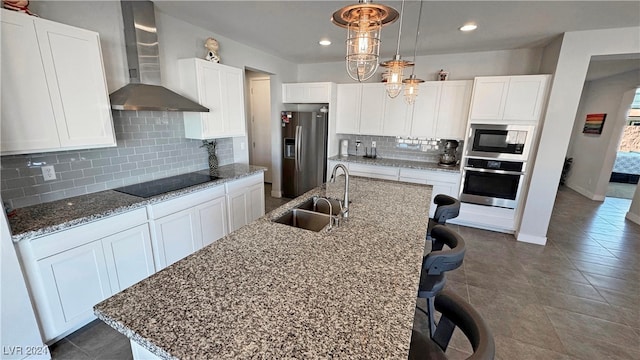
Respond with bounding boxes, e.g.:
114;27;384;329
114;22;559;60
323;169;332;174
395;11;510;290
409;289;495;360
418;225;466;337
426;194;461;246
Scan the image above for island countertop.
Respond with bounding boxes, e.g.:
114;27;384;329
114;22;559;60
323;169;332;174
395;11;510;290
94;176;431;359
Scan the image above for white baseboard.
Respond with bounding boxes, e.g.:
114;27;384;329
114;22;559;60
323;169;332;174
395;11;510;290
626;211;640;225
565;183;605;201
515;232;547;245
271;190;282;198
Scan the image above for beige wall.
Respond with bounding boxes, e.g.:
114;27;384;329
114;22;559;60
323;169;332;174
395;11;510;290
517;26;640;245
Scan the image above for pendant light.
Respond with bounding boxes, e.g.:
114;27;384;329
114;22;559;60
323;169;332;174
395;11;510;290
403;0;425;105
332;0;399;82
380;0;413;99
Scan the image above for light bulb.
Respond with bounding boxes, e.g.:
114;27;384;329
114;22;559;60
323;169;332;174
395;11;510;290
403;75;424;105
384;64;404;98
345;12;381;81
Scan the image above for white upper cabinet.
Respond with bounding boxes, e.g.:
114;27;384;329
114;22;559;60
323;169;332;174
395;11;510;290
434;81;473;139
410;83;441;138
335;84;362;134
358;84;386;136
282;82;332;103
382;94;412;137
178;58;247;139
469;75;550;124
410;81;472;140
1;10;115;155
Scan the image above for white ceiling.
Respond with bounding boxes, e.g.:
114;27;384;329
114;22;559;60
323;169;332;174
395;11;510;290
153;1;640;64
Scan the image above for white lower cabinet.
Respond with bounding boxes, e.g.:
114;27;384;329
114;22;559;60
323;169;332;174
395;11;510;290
399;168;461;218
37;240;112;335
148;184;227;270
226;173;265;232
102;224;154;293
16;208;151;342
15;172;264;343
196;196;228;247
152;209;202;268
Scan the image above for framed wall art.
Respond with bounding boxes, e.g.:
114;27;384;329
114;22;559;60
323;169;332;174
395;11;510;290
583;113;607;135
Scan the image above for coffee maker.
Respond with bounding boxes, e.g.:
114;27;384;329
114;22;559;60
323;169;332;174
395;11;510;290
439;140;459;167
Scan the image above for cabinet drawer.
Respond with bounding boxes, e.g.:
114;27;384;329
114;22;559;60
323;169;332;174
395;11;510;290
349;164;399;181
31;207;147;260
399;168;460;184
225;173;264;194
148;184;225;219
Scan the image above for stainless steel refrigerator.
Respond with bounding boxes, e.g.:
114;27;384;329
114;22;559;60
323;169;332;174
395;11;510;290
281;111;328;198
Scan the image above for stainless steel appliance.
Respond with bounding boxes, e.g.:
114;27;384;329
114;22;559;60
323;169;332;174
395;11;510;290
439;140;459;167
466;124;534;160
460;158;526;208
282;111;328;198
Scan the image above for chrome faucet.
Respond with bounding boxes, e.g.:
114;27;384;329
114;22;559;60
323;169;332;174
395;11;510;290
313;197;335;229
329;164;349;218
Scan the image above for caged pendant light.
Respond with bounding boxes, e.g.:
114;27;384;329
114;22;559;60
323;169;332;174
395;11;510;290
332;0;399;82
380;0;413;99
403;0;425;105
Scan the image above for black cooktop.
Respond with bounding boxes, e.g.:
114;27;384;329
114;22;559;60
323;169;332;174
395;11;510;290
113;172;220;198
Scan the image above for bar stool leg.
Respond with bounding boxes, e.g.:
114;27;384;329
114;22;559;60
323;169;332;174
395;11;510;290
427;296;437;337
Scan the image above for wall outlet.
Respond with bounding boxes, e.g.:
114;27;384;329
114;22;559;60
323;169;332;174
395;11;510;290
371;141;376;148
42;165;56;181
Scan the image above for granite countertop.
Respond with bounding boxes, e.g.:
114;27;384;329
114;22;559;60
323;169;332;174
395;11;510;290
9;164;265;242
329;155;461;173
94;176;431;359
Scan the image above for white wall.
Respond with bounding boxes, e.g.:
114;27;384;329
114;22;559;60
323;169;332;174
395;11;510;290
565;73;639;200
297;48;544;83
1;208;49;360
517;26;640;245
626;183;640;224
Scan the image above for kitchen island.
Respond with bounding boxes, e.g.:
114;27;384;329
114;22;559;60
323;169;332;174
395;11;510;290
94;176;431;359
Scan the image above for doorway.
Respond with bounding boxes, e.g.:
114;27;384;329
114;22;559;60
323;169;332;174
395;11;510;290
246;70;272;183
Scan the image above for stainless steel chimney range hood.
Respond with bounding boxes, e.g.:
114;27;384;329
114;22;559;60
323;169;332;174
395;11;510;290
109;1;208;112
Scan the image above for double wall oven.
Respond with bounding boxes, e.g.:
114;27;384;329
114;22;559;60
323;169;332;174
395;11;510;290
460;124;534;209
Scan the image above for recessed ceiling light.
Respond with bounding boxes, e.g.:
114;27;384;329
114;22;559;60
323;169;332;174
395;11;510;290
459;24;477;32
319;39;331;46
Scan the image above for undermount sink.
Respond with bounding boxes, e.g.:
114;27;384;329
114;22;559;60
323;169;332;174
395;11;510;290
294;196;342;216
273;209;332;232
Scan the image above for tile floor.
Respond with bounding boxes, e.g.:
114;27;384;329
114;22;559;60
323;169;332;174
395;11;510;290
49;186;639;359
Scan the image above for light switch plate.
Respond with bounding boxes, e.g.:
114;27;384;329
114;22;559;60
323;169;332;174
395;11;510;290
42;165;56;181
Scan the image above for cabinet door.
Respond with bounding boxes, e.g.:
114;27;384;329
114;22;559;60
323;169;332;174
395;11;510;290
102;224;155;293
35;19;115;148
283;83;306;103
37;241;112;332
503;75;549;121
468;77;509;121
1;10;60;153
227;190;249;233
153;210;202;269
410;83;441;137
435;81;472;139
248;182;265;222
197;61;224;138
222;67;246;136
383;93;412;136
335;84;361;134
358;84;386;135
197;196;228;247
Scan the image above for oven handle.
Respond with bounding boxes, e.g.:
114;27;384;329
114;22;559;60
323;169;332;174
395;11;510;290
463;167;525;176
